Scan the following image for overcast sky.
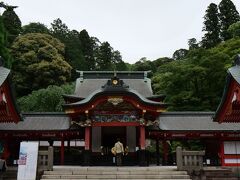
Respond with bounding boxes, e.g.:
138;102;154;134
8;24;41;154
3;0;240;63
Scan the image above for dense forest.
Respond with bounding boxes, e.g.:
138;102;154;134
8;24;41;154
0;0;240;112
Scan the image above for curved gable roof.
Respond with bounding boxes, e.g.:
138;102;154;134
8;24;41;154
0;66;10;86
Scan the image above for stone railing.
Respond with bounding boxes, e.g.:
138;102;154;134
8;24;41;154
38;146;53;171
176;146;205;172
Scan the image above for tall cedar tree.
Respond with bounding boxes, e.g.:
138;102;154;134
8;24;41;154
2;7;21;45
96;42;113;70
79;29;95;70
0;16;12;68
202;3;221;48
112;50;128;71
219;0;240;40
50;19;85;71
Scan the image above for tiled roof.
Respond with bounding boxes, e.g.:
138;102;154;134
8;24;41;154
228;65;240;85
158;112;240;131
0;112;70;130
0;66;10;86
74;78;153;98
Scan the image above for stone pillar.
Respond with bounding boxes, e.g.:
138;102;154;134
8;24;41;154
176;146;183;170
60;139;64;165
48;146;54;170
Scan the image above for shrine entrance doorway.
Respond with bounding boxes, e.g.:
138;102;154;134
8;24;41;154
102;126;126;152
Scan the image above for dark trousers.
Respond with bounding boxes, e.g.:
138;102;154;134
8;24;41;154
116;153;123;166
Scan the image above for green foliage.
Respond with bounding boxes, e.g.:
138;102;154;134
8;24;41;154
172;49;189;60
152;38;240;111
65;30;85;72
132;57;173;75
219;0;240;40
79;29;95;70
202;3;221;48
11;33;72;96
2;7;21;45
112;50;128;71
170;141;204;152
0;16;12;68
21;22;50;35
17;83;75;112
95;41;113;70
188;38;199;50
132;57;153;71
50;18;69;42
50;19;85;70
228;21;240;38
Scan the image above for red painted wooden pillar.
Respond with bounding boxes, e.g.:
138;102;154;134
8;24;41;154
139;126;145;150
85;127;90;150
60;139;64;165
220;140;224;166
162;140;169;165
2;140;10;160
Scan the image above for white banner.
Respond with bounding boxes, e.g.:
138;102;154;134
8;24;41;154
17;142;39;180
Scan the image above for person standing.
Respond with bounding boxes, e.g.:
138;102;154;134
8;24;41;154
114;138;124;166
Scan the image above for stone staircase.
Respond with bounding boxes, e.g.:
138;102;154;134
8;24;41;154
0;167;17;180
40;166;192;180
201;167;238;180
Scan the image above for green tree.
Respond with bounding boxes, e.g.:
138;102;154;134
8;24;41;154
112;50;128;71
152;37;240;111
64;30;85;71
50;19;85;70
95;41;113;70
11;33;72;96
2;6;21;45
201;3;221;48
17;83;74;112
0;16;12;68
172;49;189;60
21;22;50;35
219;0;240;40
228;21;240;38
132;57;153;71
79;29;95;70
188;38;199;50
50;18;69;42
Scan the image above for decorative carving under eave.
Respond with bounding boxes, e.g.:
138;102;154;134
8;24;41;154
71;119;91;127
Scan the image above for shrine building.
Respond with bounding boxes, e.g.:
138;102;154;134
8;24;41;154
1;56;240;167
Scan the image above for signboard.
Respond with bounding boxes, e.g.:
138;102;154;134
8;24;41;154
17;142;39;180
92;110;138;122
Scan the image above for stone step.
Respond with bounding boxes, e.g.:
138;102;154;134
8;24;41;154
206;178;238;180
44;170;188;175
41;179;192;180
204;169;237;179
41;166;191;180
53;166;178;171
41;174;190;179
